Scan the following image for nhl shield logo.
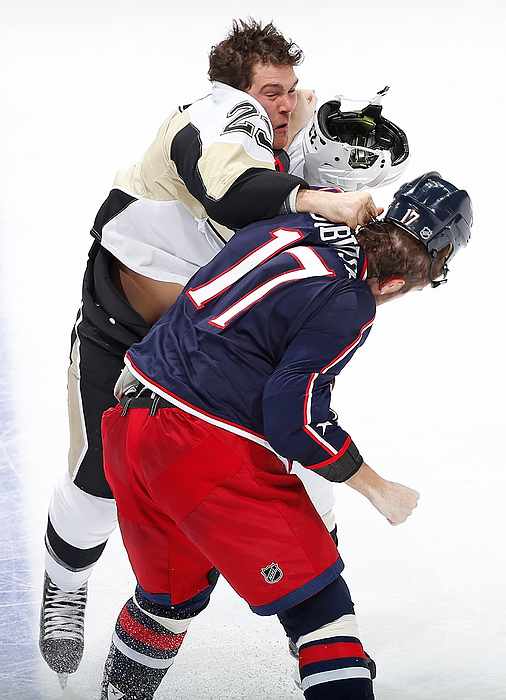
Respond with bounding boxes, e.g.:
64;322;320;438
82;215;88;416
261;562;283;584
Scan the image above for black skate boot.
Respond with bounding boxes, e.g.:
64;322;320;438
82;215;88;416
39;572;87;688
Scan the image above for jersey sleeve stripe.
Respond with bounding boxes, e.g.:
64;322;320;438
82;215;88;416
302;429;352;463
300;316;374;457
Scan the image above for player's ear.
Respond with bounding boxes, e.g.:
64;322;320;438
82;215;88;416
378;277;405;295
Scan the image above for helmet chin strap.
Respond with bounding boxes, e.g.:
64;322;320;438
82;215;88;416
334;86;390;107
429;252;449;288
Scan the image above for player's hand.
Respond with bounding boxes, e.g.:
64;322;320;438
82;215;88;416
296;188;383;229
345;461;419;525
370;480;420;526
294;89;317;128
286;89;317;147
326;191;383;229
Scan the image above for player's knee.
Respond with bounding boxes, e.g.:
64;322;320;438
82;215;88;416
134;576;218;633
49;472;118;544
278;574;354;643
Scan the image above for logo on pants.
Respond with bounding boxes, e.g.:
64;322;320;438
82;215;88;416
261;563;283;584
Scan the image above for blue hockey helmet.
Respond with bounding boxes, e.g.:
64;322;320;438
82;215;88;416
384;171;472;286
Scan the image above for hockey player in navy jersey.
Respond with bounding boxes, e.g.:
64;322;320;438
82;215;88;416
99;172;472;699
38;18;412;688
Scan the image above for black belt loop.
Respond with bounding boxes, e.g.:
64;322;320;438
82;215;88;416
149;394;162;416
120;385;176;416
121;396;134;417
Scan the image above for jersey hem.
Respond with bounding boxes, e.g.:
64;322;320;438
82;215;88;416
249;559;344;616
124;355;291;472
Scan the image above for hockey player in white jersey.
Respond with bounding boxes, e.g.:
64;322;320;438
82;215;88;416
38;17;409;688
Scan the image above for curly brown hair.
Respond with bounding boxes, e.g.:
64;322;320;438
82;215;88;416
208;18;304;92
357;220;451;292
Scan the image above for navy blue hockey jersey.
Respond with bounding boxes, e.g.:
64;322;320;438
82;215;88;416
126;211;376;472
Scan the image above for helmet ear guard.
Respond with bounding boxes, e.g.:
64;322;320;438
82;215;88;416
384;171;473;286
302;87;410;191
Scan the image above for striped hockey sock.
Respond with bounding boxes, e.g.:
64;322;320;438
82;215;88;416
297;615;374;699
101;596;191;700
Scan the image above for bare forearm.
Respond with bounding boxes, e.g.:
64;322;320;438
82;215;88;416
295;188;383;229
345;461;420;525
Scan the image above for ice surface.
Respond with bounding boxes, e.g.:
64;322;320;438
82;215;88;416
0;1;505;698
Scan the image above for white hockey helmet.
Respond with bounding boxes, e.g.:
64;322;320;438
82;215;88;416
302;87;410;191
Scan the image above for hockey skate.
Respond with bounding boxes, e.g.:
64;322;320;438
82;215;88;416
39;572;87;688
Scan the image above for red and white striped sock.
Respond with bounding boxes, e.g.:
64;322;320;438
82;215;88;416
101;596;192;700
297;614;374;699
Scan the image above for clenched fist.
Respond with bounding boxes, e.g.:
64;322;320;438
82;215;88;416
296;188;383;229
345;462;420;525
371;480;420;526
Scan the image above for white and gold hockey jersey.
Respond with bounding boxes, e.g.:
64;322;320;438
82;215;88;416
92;81;307;286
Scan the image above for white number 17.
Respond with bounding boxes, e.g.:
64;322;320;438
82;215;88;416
186;228;335;328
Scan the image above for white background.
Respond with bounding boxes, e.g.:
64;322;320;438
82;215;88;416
0;1;504;698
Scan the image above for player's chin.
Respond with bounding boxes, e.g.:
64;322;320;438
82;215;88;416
273;127;289;150
272;133;288;151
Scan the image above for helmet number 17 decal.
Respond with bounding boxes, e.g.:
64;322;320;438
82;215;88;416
399;208;421;227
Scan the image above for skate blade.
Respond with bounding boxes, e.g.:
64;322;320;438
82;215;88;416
57;672;68;690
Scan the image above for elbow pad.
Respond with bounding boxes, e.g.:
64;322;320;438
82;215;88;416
312;440;363;483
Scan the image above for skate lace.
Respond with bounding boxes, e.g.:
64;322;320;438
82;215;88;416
42;581;87;641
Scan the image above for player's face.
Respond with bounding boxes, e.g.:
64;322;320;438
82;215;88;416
246;63;298;150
